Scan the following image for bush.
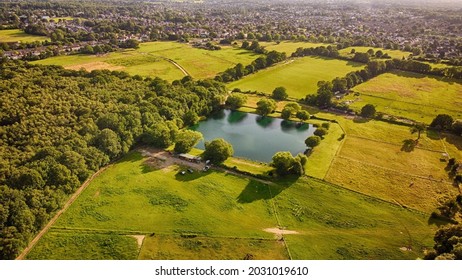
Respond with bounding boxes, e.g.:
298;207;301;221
313;127;328;138
360;104;376;118
321;122;330;129
305;135;321;148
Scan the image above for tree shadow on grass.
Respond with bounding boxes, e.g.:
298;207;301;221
401;139;417;152
353;116;371;123
237;175;299;204
442;133;462;151
427;214;458;226
174;168;211;182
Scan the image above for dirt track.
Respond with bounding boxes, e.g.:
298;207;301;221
16;165;110;260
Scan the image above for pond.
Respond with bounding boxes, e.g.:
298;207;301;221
191;109;315;163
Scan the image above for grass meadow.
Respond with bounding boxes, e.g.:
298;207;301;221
228;56;364;99
345;70;462;122
32;41;259;81
339;46;412;60
260;41;330;55
0;29;49;43
27;151;436;259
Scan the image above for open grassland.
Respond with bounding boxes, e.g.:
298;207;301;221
260;41;330;55
139;235;288;260
318;117;461;212
26;230;139;260
272;177;433;259
346;70;462;122
228;57;364;99
32;41;259;81
339;46;412;60
27;151;435;259
52;152;277;237
304;121;345;179
325;156;456;213
223;157;273;176
0;29;49;43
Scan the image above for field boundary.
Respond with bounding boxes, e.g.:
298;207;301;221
16;165;111;260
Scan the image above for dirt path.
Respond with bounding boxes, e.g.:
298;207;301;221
160;56;191;77
16;165;111;260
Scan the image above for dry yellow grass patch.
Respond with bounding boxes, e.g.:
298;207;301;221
65;62;125;72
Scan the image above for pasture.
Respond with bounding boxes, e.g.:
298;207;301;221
27;151;435;259
32;41;259;81
320;117;461;213
339;46;412;60
345;70;462;123
228;56;364;99
0;29;49;43
260;41;330;56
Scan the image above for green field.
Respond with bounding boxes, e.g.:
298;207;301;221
228;56;364;99
0;29;49;43
339;46;412;60
345;70;462;122
27;151;436;259
32;41;259;81
260;41;330;56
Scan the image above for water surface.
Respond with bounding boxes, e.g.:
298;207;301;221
192;109;314;162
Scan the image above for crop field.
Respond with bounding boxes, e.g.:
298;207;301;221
0;29;49;43
345;70;462;122
339;46;412;60
32;41;259;81
27;151;435;259
228;56;364;99
260;41;330;56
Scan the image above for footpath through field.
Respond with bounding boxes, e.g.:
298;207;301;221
16;166;110;260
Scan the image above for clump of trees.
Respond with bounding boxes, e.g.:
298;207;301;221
256;98;276;116
0;60;227;259
271;152;307;176
360;104;376;118
225;93;248;109
215;49;286;82
202;138;234;164
272;86;288;100
425;223;462;260
174;130;203;153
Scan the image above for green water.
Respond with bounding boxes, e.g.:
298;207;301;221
192;109;315;163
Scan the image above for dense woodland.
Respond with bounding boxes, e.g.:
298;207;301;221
0;60;226;259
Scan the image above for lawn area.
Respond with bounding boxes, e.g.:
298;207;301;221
345;70;462;122
260;41;330;56
27;151;437;259
32;41;259;81
228;56;364;99
0;29;49;43
339;46;412;60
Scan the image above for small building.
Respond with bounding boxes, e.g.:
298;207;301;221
178;153;201;163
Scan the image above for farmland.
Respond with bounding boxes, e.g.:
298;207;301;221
0;29;49;43
27;151;435;260
32;41;259;81
344;70;462;122
228;56;364;99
